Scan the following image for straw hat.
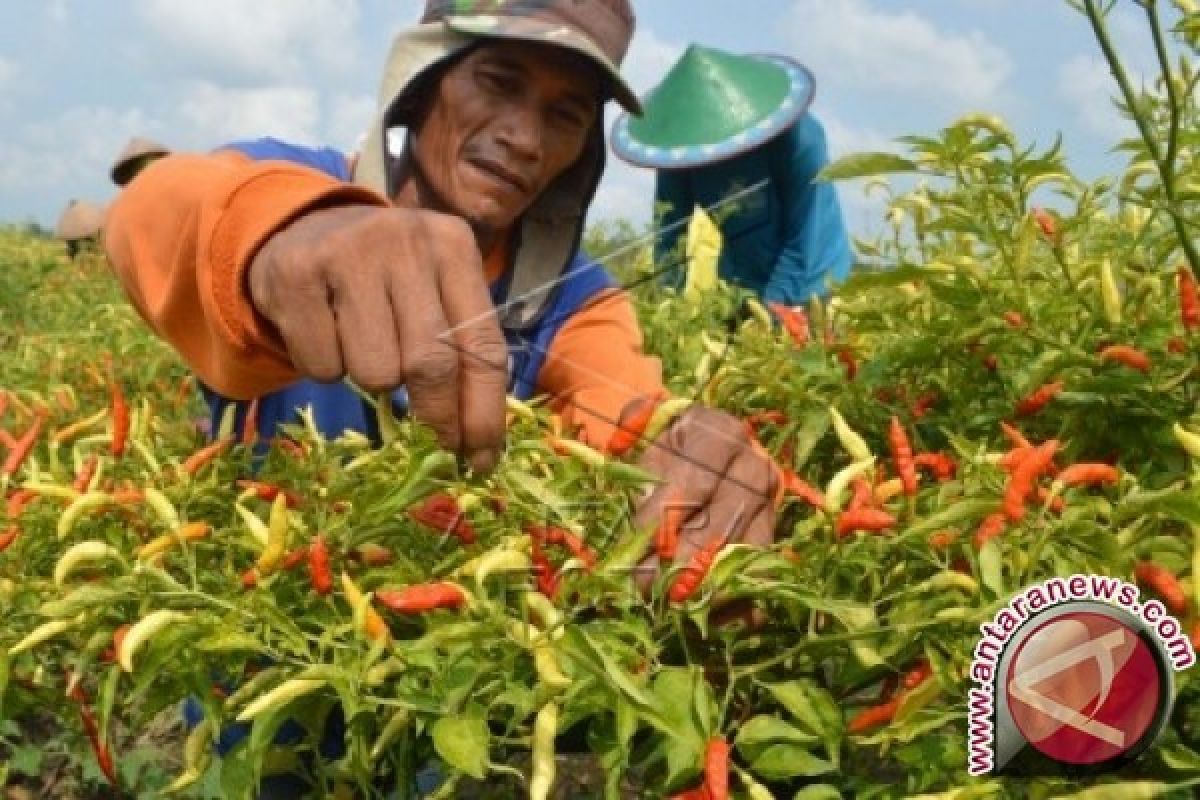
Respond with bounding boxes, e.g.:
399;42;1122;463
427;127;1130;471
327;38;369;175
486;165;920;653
55;199;106;241
110;136;169;186
612;45;815;169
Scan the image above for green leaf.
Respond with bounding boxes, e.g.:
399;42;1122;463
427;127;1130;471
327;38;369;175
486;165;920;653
735;715;818;754
978;538;1005;598
816;152;918;182
747;741;835;780
793;787;843;800
765;680;843;762
431;715;490;780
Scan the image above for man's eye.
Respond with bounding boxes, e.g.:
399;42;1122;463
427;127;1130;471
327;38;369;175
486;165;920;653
550;107;588;130
480;71;517;94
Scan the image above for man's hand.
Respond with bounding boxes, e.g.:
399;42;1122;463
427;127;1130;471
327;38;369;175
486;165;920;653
632;405;779;577
247;205;509;471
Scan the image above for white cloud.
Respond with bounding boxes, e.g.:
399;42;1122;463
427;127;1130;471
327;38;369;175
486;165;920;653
590;156;655;226
325;93;376;152
47;0;68;24
621;27;684;95
783;0;1013;108
177;82;321;146
1057;55;1136;140
0;57;15;91
135;0;360;83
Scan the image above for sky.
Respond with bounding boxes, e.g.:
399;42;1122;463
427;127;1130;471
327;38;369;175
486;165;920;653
0;1;1173;236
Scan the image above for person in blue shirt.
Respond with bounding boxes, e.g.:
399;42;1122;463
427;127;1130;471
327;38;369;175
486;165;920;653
611;45;853;306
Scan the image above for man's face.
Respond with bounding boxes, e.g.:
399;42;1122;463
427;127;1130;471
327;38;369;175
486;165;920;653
408;40;602;236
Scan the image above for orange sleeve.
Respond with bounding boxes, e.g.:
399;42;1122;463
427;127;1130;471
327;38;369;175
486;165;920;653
538;287;665;448
103;150;389;399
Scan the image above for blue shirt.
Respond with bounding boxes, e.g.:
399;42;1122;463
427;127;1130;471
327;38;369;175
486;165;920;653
653;114;853;306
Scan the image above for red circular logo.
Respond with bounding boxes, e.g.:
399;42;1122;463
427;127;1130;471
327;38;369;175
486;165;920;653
1005;611;1162;765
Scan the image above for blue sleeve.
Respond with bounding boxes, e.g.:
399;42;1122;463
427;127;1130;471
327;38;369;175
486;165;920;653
215;138;351;181
653;170;693;291
761;116;854;306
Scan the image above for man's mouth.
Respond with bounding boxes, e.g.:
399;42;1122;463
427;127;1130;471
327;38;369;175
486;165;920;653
467;158;530;195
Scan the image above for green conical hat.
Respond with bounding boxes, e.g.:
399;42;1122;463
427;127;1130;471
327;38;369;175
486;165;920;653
611;45;814;169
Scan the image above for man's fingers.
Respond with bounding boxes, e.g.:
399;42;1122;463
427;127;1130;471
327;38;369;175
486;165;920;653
272;281;344;383
433;224;508;472
332;274;404;391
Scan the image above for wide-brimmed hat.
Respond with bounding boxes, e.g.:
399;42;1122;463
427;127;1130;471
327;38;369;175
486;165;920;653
353;0;640;330
55;199;106;241
110;136;169;187
612;45;815;170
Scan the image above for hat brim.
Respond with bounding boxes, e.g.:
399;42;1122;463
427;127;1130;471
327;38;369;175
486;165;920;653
611;55;814;170
443;15;642;115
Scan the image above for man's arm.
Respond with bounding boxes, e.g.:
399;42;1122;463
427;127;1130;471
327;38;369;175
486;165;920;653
760;115;854;306
652;170;693;290
104;150;388;399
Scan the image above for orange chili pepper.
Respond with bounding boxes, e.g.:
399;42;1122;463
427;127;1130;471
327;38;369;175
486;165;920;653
242;397;260;446
376;582;467;614
1056;463;1119;487
1016;381;1063;417
1179;265;1200;331
1098;344;1151;373
973;512;1008;549
1134;561;1187;614
888;416;918;496
181;437;232;476
606;391;667;456
2;411;45;478
835;508;897;538
109;381;129;458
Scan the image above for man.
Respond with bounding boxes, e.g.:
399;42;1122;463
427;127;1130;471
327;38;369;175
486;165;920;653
110;136;170;187
54;198;105;259
612;44;854;306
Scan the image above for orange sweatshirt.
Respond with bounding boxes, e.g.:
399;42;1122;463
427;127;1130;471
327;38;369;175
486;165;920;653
104;150;663;447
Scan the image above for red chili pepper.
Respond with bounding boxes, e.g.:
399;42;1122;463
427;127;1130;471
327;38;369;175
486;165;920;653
242;397;260;446
912;391;939;419
1169;336;1188;354
530;536;560;599
72;454;99;493
1000;422;1033;450
848;476;875;511
974;512;1008;549
1056;463;1119;487
1032;207;1058;241
1003;440;1059;522
837;346;858;380
1179;265;1200;331
768;302;810;347
1034;486;1065;514
1016;381;1063;417
1134;561;1187;614
913;452;956;481
353;544;394;567
669;535;724;603
0;429;14;450
668;789;710;800
181;437;232;475
0;391;7;419
606;391;667;456
982;354;999;372
1098;344;1151;373
376;582;467;614
780;468;825;509
281;547;308;571
655;497;684;562
529;524;598;570
236;479;302;508
109;380;129;458
835;508;897;538
1002;311;1025;328
0;526;18;552
6;488;36;519
928;530;958;550
847;697;900;734
308;535;333;596
703;737;730;800
902;660;933;690
241;568;258;590
888;416;918;496
408;493;476;545
2;411;45;478
274;437;309;459
746;410;788;430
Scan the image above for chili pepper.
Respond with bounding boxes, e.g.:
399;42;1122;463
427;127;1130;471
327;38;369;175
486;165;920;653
1169;336;1188;354
51;409;107;446
2;411;45;478
1001;421;1033;449
237;479;303;508
1098;259;1122;325
118;610;187;672
847;697;900;733
274;437;308;459
105;383;128;459
1056;463;1120;487
353;543;394;567
1002;311;1025;328
54;541;121;586
376;582;468;614
531;525;598;570
236;677;327;723
408;492;476;545
703;737;730;800
655;495;684;561
848;476;874;511
746;410;788;430
982;354;999;372
888;416;918;496
913;452;957;481
308;535;333;595
973;512;1008;549
606;391;667;456
768;302;810;346
1098;344;1150;373
829;407;872;463
6;488;36;518
902;660;933;690
874;477;905;504
0;525;18;552
181;437;232;476
165;718;213;793
1179;265;1200;331
529;702;559;800
341;572;391;643
780;468;825;509
1016;381;1063;417
837;346;858;380
1004;440;1059;521
531;536;559;598
836;508;897;538
240;568;258;589
1134;561;1187;614
241;397;260;446
256;493;289;575
912;391;939;419
1175;423;1200;459
135;521;210;561
143;487;181;530
71;454;99;493
928;530;958;549
1034;486;1066;514
825;458;876;514
1032;207;1057;241
0;429;13;450
8;618;76;656
547;434;607;467
669;535;725;603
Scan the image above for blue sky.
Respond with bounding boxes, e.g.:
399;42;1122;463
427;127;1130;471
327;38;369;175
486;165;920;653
0;1;1170;234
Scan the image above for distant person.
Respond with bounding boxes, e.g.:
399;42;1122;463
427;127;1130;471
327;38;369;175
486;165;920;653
110;137;170;187
54;199;105;259
612;45;853;307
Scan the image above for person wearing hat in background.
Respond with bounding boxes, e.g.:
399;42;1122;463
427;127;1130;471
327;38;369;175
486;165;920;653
104;2;780;795
613;45;854;309
110;136;170;187
54;199;106;259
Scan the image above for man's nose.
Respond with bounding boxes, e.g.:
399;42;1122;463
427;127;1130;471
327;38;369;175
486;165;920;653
494;106;543;165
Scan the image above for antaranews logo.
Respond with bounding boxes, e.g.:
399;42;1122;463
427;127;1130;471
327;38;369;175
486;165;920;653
967;574;1196;776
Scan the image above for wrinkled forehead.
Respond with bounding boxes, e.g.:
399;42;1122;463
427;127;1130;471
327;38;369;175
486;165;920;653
457;39;605;101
